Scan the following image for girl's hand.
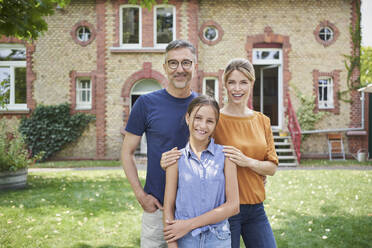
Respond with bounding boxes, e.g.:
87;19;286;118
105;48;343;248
161;147;181;170
223;145;258;168
163;219;192;243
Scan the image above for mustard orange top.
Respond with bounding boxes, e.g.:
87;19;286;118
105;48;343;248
214;111;278;204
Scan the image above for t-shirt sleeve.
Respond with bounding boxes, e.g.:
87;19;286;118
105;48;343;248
125;96;147;136
263;115;279;166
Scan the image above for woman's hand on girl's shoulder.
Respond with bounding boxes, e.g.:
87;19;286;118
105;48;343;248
161;147;182;170
223;145;255;168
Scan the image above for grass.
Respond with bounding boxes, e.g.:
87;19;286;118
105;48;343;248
299;159;372;167
1;170;371;247
34;160;120;168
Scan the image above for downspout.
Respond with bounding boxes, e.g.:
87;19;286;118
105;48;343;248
301;91;365;134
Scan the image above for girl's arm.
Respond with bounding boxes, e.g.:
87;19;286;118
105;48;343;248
163;161;179;248
164;158;239;243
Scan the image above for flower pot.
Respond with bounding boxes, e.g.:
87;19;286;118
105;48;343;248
0;168;28;190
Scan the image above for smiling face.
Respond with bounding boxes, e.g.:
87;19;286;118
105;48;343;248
163;47;197;90
225;69;252;105
186;105;218;143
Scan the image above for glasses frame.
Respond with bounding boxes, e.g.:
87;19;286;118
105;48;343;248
166;59;193;70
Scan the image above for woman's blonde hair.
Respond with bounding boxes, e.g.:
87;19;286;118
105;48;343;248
223;58;255;84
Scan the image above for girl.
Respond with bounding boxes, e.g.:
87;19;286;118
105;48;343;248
163;95;239;248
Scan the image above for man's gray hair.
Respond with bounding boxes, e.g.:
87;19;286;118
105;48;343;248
165;40;196;61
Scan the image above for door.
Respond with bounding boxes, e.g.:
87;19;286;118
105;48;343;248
253;65;281;128
130;79;162;154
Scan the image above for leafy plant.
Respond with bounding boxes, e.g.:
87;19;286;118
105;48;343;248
339;0;361;102
291;85;326;139
0;120;42;172
0;0;71;40
19;103;95;161
361;46;372;85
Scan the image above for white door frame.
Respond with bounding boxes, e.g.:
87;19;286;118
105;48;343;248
253;48;283;130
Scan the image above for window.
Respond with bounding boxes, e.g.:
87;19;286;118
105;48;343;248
204;26;218;41
319;27;333;42
0;45;27;110
121;5;141;47
199;21;224;46
76;78;91;110
252;48;282;65
155;6;175;47
77;26;91;42
203;78;219;102
314;21;339;47
318;77;333;109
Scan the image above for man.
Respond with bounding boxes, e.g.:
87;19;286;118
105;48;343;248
121;40;198;248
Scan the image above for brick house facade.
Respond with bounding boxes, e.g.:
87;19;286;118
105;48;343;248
0;0;367;160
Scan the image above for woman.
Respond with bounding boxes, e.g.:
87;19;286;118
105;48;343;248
163;95;239;248
215;58;278;248
162;59;278;248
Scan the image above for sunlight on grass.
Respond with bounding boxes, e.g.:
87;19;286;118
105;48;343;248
1;170;371;247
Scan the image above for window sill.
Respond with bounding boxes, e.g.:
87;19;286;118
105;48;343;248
346;130;367;136
110;47;165;53
0;109;30;114
76;107;92;111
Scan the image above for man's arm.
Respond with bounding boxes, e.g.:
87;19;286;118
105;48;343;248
121;131;162;212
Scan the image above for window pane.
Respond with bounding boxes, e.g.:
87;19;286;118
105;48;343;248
156;7;173;44
255;50;280;61
77;27;91;42
0;67;10;104
82;91;86;102
0;48;26;61
14;67;26;104
205;79;216;98
122;7;139;44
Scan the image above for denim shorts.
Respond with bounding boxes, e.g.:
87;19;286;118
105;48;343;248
178;222;231;248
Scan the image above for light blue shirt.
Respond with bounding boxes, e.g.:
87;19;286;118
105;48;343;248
175;138;228;237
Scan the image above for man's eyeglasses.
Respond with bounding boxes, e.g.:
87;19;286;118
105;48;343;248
167;59;193;70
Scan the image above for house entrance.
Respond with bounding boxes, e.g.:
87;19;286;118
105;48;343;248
252;48;283;130
130;79;162;154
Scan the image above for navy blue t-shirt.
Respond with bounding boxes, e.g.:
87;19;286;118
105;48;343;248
125;89;197;204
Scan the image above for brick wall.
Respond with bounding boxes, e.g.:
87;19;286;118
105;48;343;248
1;0;362;159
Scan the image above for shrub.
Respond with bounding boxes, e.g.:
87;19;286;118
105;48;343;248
0;120;41;172
19;103;95;161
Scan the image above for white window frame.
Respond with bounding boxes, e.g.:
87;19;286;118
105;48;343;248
154;5;176;48
76;78;92;110
202;77;219;103
318;77;334;109
319;27;334;42
120;5;142;48
0;44;27;111
252;48;282;65
77;26;91;42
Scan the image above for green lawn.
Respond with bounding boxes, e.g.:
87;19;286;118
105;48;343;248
299;159;372;167
0;170;371;247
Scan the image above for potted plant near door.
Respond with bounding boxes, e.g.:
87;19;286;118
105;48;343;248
0;120;42;190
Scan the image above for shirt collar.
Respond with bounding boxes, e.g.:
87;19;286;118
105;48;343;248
185;138;216;157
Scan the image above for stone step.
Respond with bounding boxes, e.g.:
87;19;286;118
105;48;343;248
276;148;294;153
278;162;297;167
278;155;297;160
